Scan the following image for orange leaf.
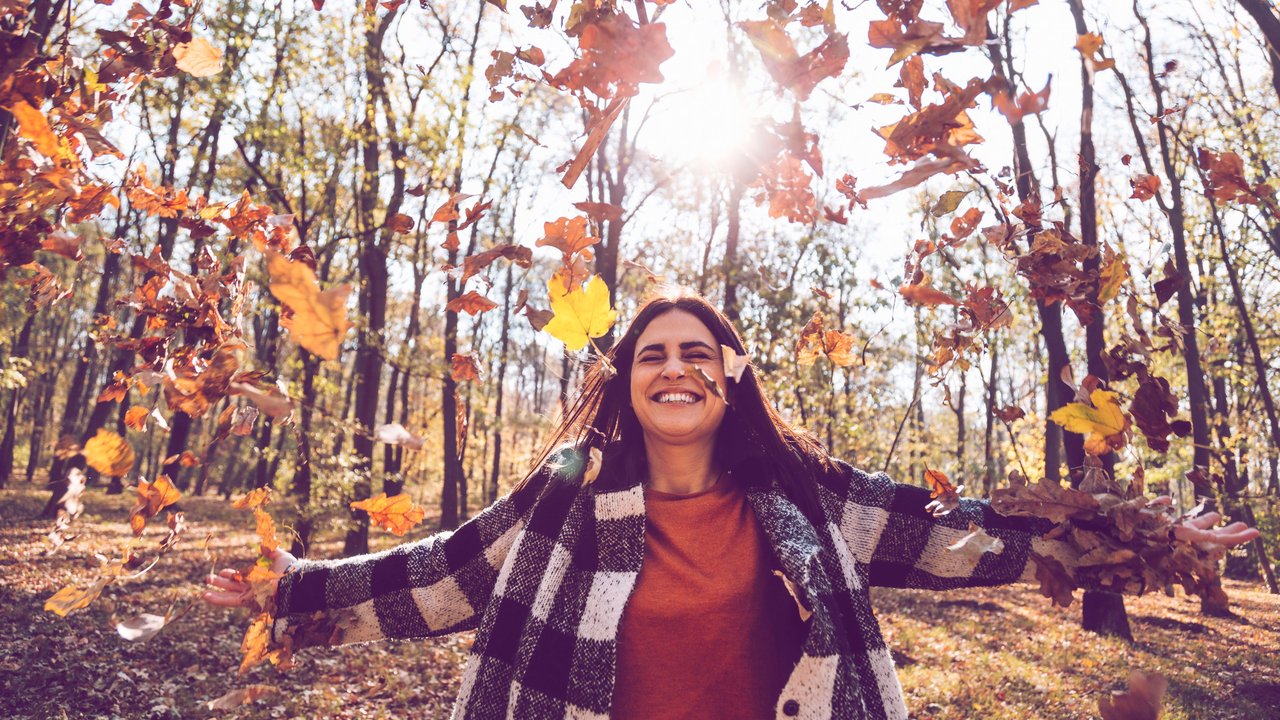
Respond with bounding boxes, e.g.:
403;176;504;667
446;291;498;316
83;429;136;477
232;487;272;510
9;100;62;158
44;578;111;617
129;475;181;536
124;406;150;431
266;249;352;360
350;492;427;536
254;508;280;553
451;353;482;382
536;216;599;261
1129;174;1161;201
386;212;414;233
899;281;960;307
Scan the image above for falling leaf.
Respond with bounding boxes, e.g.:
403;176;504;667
386;212;414;233
44;578;110;617
460;244;532;285
83;429;136;477
543;273;617;352
266;250;352;360
795;312;858;367
9;100;62;158
172;38;224;77
446;290;499;316
351;493;427;536
373;423;426;450
946;522;1005;564
1129;174;1161;201
573;201;624;222
254;507;280;554
124;406;150;431
116;612;168;642
431;192;475;224
1050;389;1131;455
232;487;272;510
536;216;599;262
450;353;482;382
1030;552;1077;607
1074;32;1115;72
207;685;279;711
924;468;964;516
688;365;727;405
238;612;283;674
1098;670;1167;720
899;281;960;307
931;190;970;216
129;475;181;536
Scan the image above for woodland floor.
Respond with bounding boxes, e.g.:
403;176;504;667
2;485;1278;720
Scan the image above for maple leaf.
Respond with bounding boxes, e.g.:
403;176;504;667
1129;174;1161;201
451;353;482;382
537;216;599;262
1050;389;1131;455
83;429;136;477
351;492;427;536
266;249;353;360
1098;670;1167;720
128;475;181;535
172;38;224;77
124;406;150;431
446;290;499;316
543;273;617;352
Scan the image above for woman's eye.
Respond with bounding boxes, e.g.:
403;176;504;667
686;353;711;361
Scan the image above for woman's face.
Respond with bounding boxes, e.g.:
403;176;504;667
629;309;729;449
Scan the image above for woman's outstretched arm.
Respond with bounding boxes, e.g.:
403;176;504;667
203;469;549;650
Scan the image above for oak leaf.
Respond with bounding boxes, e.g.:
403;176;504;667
351;493;427;536
266;250;352;360
543;273;617;352
991;474;1101;523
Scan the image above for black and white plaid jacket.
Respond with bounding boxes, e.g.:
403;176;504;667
273;455;1047;719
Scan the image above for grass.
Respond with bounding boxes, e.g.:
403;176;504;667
2;484;1277;719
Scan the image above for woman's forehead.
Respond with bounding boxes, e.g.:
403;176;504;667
634;310;716;347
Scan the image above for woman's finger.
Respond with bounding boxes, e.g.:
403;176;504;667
1213;527;1260;547
206;574;248;593
1147;496;1173;507
1186;512;1221;530
202;589;249;607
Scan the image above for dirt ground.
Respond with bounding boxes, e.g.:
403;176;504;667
3;486;1277;719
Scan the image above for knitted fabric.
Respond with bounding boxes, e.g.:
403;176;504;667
273;458;1047;719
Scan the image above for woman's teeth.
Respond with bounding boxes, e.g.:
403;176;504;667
656;393;698;404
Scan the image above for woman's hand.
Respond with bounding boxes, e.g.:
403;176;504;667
202;547;297;609
1150;496;1261;556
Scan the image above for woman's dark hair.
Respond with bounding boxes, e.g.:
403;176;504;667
517;288;834;523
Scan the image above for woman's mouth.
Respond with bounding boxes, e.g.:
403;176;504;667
652;391;701;405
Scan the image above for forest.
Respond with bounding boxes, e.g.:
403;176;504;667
2;0;1279;717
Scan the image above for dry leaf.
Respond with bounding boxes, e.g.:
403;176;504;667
350;493;427;536
173;38;224;77
266;249;352;360
83;429;136;477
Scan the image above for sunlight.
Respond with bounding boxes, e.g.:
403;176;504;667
645;65;762;173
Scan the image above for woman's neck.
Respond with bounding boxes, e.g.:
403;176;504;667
643;439;719;495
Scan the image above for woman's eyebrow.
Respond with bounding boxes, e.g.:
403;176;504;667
637;341;715;355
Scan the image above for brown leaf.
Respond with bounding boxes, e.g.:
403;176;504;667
206;685;279;711
446;291;499;316
129;475;181;536
899;281;960;307
451;353;482;382
1099;670;1167;720
573;201;624;223
460;244;532;285
1129;174;1161;201
991;474;1101;523
1030;552;1077;607
386;212;414;233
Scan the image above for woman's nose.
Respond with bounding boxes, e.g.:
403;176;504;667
661;361;685;380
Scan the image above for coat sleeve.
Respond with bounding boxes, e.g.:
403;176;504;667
271;470;549;648
822;460;1054;590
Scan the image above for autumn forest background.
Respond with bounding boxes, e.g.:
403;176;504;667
3;0;1280;718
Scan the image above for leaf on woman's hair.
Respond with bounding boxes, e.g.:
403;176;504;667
1098;670;1167;720
721;345;749;382
266;249;352;360
44;577;110;617
83;428;136;477
583;446;603;485
351;493;427;536
207;684;279;711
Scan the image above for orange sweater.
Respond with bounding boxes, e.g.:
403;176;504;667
612;474;807;719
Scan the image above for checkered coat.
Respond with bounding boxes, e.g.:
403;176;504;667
273;456;1048;719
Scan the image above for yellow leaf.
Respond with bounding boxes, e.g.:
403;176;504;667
542;273;617;351
9;100;62;158
350;493;427;536
266;249;352;360
1098;249;1128;304
1050;389;1130;455
44;578;110;617
83;429;136;477
129;475;181;536
173;38;224;77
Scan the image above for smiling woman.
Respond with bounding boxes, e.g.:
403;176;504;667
205;287;1258;720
